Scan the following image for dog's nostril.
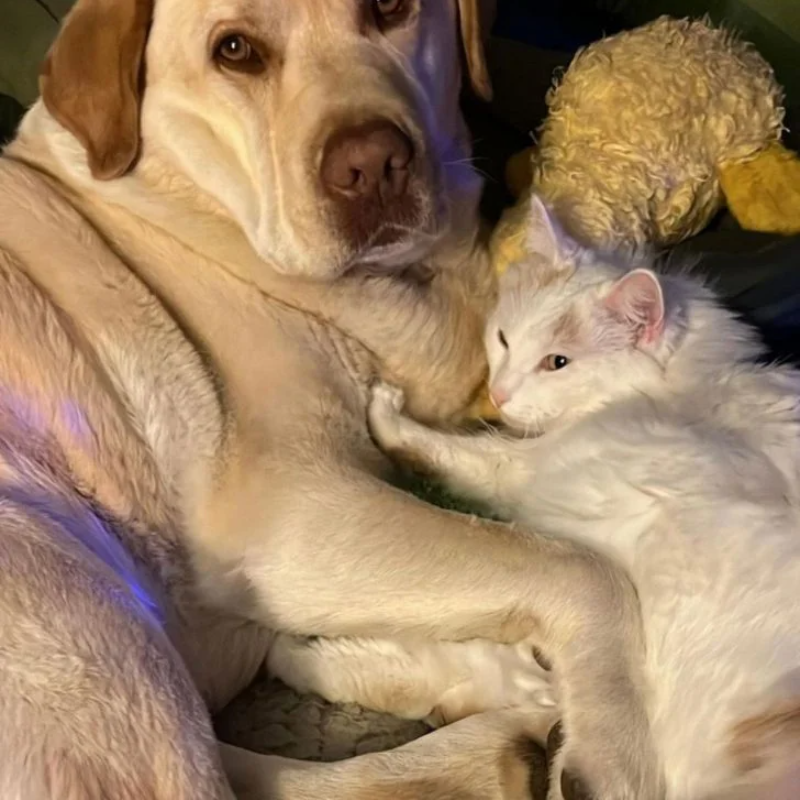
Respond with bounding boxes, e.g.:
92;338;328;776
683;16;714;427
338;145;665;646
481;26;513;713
389;151;410;171
321;119;414;201
341;167;364;192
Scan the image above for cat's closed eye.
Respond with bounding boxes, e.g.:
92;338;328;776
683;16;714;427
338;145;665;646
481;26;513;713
498;329;508;349
541;354;571;371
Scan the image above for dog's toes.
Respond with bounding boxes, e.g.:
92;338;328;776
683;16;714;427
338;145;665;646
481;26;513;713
546;722;564;763
532;645;552;671
560;771;594;800
370;380;405;412
423;706;448;729
544;723;595;800
518;738;549;800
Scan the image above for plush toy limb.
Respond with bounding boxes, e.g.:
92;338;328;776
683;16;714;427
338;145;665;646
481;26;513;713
489;192;533;277
459;147;535;421
719;143;800;235
505;145;535;199
465;382;503;421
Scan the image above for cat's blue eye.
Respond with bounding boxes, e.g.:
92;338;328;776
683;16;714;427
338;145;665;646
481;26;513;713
498;329;508;349
542;354;570;371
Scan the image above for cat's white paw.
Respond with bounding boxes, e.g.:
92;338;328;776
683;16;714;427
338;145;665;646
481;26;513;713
427;640;558;728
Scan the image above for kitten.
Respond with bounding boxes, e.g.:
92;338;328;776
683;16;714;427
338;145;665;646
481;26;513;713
367;196;800;800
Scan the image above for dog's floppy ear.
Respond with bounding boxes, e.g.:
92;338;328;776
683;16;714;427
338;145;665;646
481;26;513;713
456;0;493;101
40;0;154;180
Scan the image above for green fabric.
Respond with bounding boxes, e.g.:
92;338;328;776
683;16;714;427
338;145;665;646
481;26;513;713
42;0;74;17
0;93;24;145
399;475;492;518
0;0;63;107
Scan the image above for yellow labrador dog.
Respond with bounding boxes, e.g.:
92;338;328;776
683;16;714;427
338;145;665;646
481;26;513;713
0;0;657;798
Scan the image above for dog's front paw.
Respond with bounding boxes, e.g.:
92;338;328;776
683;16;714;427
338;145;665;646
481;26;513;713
544;709;658;800
370;380;405;414
545;724;595;800
368;381;406;445
427;640;558;728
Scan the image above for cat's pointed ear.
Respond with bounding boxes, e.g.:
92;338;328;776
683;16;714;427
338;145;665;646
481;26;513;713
526;194;574;263
604;269;665;345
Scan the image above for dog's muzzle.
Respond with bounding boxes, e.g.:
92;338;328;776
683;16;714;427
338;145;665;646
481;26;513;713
319;117;423;251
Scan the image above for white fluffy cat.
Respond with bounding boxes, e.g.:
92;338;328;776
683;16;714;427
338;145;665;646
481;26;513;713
363;197;800;799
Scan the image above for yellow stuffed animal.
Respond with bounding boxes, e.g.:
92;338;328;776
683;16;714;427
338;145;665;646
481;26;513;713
494;16;800;276
719;143;800;234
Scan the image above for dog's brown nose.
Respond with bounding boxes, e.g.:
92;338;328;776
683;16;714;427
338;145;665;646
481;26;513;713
321;120;414;202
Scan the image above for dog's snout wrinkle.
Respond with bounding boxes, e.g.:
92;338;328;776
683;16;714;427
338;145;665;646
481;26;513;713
321;119;414;202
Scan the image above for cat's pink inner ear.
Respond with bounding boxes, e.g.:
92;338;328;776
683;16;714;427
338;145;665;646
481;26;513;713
604;270;665;345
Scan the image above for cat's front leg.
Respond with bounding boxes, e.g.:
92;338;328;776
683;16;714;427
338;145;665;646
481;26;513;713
368;381;528;509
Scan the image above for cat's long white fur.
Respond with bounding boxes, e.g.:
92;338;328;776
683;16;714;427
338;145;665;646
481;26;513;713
363;197;800;800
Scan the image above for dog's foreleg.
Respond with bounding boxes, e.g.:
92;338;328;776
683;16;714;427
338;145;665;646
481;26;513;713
223;476;658;798
201;424;658;799
219;709;553;800
267;632;555;724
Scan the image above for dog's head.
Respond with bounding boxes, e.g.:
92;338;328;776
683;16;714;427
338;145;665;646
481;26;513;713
40;0;492;278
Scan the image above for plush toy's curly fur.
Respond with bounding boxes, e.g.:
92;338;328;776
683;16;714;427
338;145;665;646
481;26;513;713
529;16;784;253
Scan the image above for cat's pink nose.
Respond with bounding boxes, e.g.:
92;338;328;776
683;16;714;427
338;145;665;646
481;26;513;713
490;388;509;408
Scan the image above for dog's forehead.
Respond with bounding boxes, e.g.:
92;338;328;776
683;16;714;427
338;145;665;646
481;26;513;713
155;0;414;35
148;0;461;80
154;0;288;34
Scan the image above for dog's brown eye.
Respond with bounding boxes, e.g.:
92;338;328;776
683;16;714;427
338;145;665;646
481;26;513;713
217;34;251;62
541;354;571;371
374;0;407;21
498;329;508;349
214;34;264;73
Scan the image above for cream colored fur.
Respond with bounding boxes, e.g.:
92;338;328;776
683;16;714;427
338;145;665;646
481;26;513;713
0;1;652;797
